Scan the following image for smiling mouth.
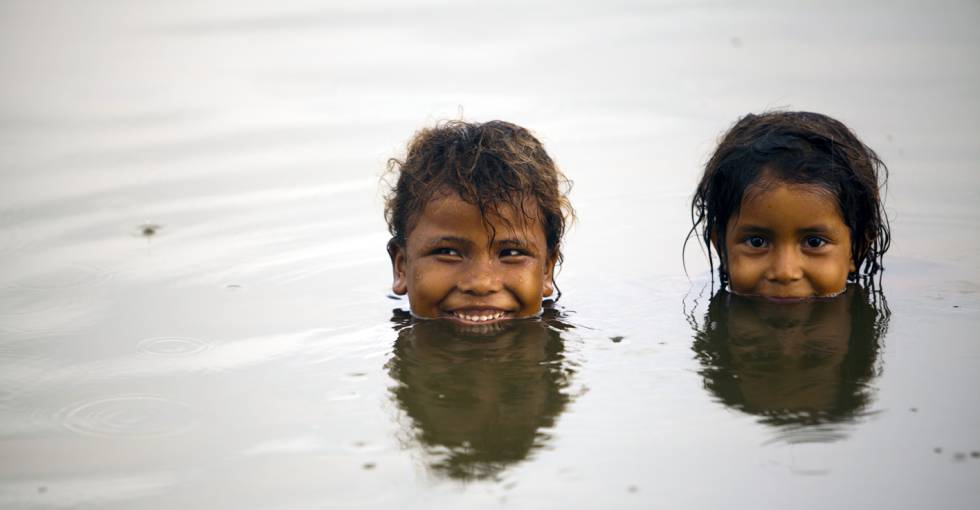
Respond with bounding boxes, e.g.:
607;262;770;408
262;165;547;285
447;309;511;324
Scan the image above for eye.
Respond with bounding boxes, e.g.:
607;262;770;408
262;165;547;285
500;248;525;258
803;236;828;249
744;236;767;249
431;247;461;257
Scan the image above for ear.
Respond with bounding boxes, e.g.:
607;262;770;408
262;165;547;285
387;239;408;295
542;252;559;298
849;258;857;274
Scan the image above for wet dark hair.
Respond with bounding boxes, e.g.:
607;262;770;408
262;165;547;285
688;111;891;288
385;120;573;263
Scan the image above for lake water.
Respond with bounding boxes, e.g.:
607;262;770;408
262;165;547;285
1;0;979;508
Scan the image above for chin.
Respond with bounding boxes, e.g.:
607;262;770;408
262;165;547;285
732;287;847;302
759;295;812;303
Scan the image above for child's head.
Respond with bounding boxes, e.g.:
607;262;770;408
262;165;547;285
385;120;573;323
690;111;890;299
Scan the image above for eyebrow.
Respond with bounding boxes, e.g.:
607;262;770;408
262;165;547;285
796;225;836;234
733;225;837;235
494;237;530;248
420;236;538;253
732;225;774;235
421;236;474;250
799;225;832;232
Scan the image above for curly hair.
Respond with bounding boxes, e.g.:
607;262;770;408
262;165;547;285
385;120;573;263
688;111;891;287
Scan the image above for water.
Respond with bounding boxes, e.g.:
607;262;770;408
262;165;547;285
1;0;979;508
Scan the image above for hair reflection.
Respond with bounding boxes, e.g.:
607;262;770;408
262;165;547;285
386;309;575;481
691;286;888;439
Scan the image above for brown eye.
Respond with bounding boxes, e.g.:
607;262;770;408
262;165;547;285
432;247;461;257
746;236;767;249
500;249;524;258
804;236;828;249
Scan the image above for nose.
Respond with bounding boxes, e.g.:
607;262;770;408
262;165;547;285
457;257;502;295
766;246;804;284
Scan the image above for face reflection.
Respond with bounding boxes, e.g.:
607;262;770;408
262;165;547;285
389;192;556;325
725;294;851;413
387;316;572;480
692;287;887;433
724;183;856;299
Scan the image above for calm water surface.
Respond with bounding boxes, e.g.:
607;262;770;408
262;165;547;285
1;0;979;508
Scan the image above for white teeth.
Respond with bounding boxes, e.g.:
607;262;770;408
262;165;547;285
454;311;504;322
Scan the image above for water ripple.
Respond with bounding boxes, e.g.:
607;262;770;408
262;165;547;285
0;209;26;256
53;395;194;438
0;386;16;409
0;346;52;408
0;296;105;337
8;263;113;291
137;336;211;357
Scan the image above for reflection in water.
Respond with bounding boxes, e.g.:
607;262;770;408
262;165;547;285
386;309;576;480
691;286;889;439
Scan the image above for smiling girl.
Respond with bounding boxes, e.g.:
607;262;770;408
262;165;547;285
384;120;573;325
690;111;891;300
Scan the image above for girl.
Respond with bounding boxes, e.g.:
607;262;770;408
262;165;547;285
689;111;890;299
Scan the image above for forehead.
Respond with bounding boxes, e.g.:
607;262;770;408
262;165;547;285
408;192;545;241
736;183;845;227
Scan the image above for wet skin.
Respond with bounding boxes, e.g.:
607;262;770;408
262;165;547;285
724;183;856;300
389;192;557;325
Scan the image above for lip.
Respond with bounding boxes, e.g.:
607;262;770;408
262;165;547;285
744;287;848;302
731;290;813;303
762;295;811;303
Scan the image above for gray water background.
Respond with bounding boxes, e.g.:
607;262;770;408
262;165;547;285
1;0;979;508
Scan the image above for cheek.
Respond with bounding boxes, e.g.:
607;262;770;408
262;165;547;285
405;263;452;313
519;273;545;296
410;267;446;292
510;265;548;313
811;258;851;292
726;254;765;289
